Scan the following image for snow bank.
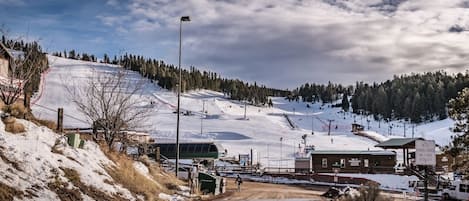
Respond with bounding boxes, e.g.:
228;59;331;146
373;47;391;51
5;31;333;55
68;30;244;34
322;173;419;191
0;119;136;200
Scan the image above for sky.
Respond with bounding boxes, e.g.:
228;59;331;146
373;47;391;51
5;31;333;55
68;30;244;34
1;0;469;89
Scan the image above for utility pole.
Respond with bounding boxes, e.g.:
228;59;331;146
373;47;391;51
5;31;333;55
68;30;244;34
201;100;206;135
412;124;415;138
244;101;247;119
327;119;335;136
279;137;283;170
176;16;191;177
250;148;253;171
311;108;315;135
403;121;406;137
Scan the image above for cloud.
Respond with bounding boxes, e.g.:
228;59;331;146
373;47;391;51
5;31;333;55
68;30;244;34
95;0;469;88
0;0;25;6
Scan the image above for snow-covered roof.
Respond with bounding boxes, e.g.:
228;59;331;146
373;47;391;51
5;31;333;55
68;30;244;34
124;130;150;136
375;138;424;149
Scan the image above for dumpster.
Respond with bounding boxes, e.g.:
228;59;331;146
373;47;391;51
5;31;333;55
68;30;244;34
198;172;221;195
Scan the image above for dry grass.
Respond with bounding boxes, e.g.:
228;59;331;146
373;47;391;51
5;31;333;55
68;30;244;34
33;118;56;130
1;116;25;134
0;182;24;201
2;103;27;119
47;171;83;201
103;148;171;201
59;167;127;201
48;180;83;201
0;102;56;130
139;156;185;188
4;121;25;133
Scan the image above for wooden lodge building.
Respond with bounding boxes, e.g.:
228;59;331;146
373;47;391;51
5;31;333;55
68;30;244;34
0;42;12;78
296;150;396;174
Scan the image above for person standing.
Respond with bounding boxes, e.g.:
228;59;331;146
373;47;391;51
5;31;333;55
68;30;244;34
235;175;242;192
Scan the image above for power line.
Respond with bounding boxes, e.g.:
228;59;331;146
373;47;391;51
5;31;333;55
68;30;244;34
32;103;88;124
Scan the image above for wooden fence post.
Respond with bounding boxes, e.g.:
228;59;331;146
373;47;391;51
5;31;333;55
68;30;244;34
57;108;63;133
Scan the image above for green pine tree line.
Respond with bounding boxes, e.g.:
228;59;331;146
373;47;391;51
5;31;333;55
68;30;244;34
52;51;289;105
2;36;49;99
351;72;469;123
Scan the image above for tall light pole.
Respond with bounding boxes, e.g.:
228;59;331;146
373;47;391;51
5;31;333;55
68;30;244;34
311;108;314;135
176;15;190;177
279;137;283;171
201;100;206;135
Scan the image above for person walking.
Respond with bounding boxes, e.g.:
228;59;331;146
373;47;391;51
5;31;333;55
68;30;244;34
235;175;242;192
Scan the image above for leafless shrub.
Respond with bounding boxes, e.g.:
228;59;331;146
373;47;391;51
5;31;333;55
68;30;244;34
65;69;150;149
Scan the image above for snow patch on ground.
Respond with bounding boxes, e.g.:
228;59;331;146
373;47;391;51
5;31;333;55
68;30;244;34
0;118;136;200
322;173;419;191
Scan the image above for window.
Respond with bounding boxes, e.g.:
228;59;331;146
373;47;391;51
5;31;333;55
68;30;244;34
322;158;327;168
349;158;360;167
340;159;346;168
364;159;369;167
460;184;467;193
202;144;209;152
181;144;188;152
188;144;195;152
195;144;202;153
209;144;217;152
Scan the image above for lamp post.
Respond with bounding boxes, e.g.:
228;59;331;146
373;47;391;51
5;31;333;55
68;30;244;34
176;16;190;177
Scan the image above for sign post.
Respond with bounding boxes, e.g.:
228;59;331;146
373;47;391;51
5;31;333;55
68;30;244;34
333;168;340;186
415;140;436;201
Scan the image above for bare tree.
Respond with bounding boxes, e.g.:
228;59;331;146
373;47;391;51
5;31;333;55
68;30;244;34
66;69;151;149
0;31;45;113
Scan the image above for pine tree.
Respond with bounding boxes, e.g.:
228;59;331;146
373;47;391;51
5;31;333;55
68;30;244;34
341;92;349;112
447;87;469;175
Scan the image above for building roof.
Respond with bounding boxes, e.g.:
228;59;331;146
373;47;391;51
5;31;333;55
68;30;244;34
375;138;424;149
309;150;395;156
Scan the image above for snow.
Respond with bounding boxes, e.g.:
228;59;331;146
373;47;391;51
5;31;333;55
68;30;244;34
31;55;457;170
133;161;151;179
159;193;184;201
223;172;418;192
358;130;390;143
321;173;419;191
0;118;136;200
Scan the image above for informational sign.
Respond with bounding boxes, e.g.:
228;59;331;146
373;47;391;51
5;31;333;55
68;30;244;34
415;140;436;166
349;158;361;167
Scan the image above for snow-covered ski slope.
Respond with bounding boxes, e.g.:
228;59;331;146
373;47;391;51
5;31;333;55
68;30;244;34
32;56;456;167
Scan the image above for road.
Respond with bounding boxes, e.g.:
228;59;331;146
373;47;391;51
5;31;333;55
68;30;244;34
210;178;326;201
207;178;424;201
